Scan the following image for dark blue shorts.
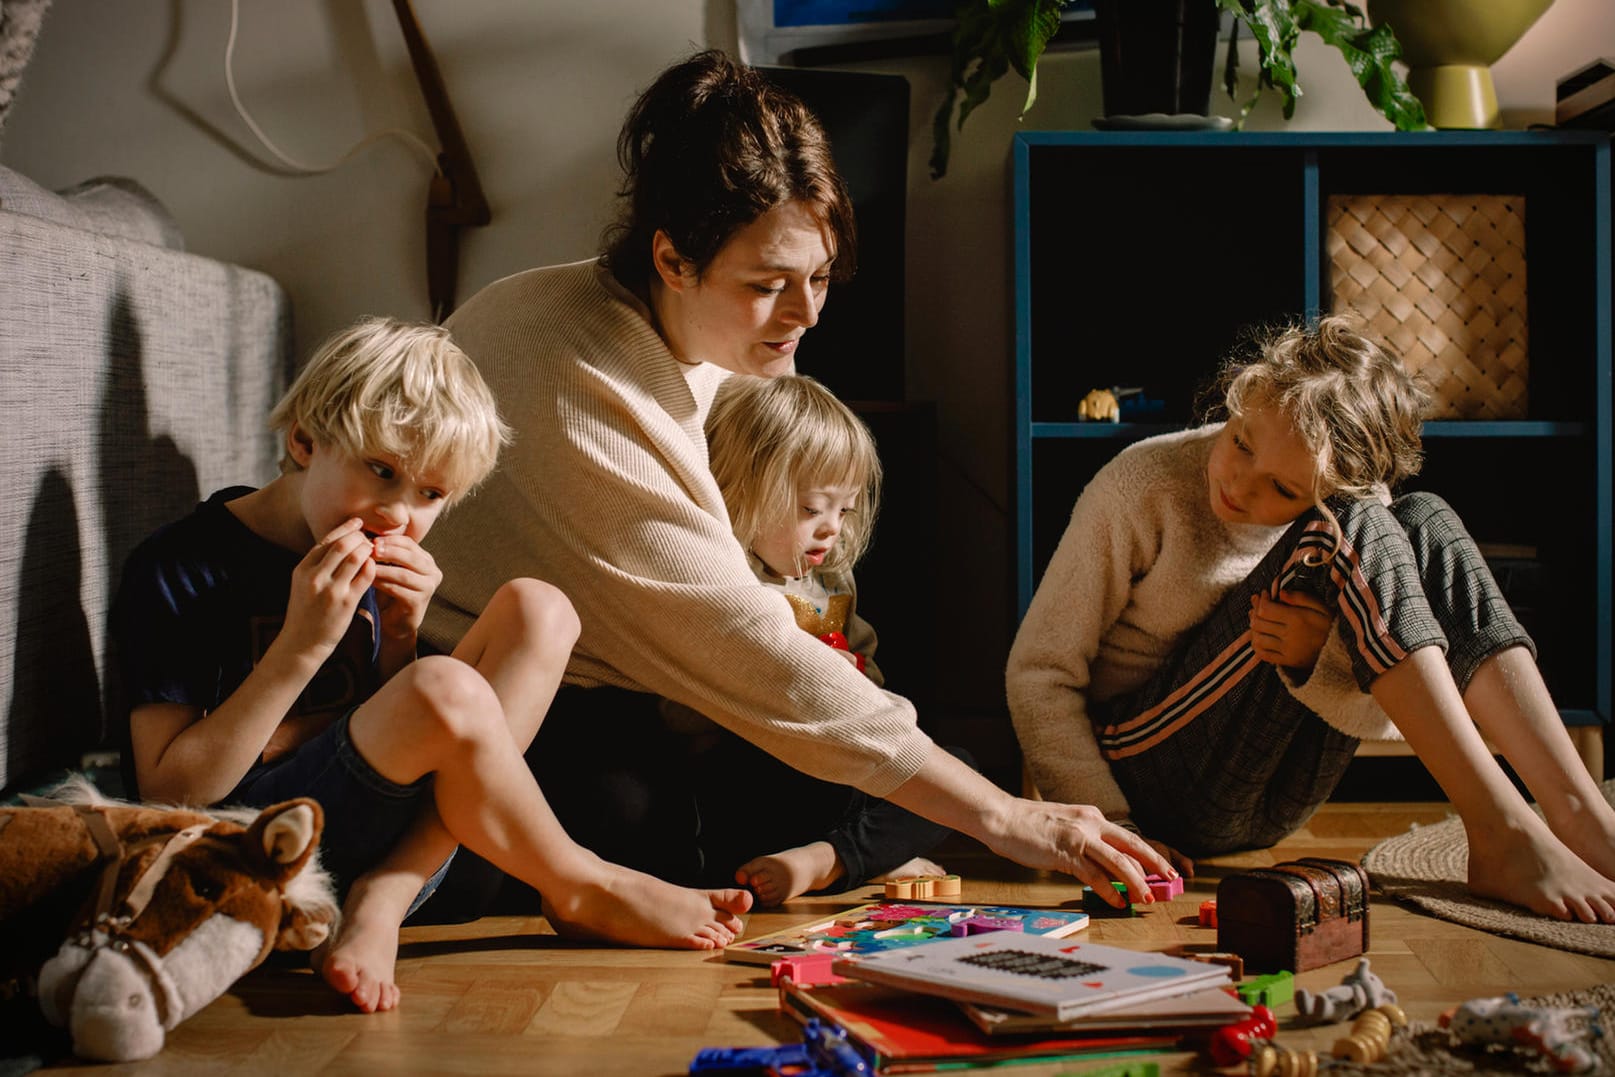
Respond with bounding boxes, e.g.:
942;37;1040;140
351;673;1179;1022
228;710;452;920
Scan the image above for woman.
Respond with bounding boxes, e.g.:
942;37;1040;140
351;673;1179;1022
422;50;1172;907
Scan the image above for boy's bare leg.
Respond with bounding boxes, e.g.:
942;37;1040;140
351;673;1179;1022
450;579;575;750
316;811;455;1012
347;657;750;950
1372;647;1615;923
1462;646;1615;881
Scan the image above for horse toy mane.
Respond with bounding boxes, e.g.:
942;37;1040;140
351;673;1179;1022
0;777;339;1062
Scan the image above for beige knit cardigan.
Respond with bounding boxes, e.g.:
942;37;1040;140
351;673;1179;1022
423;260;931;796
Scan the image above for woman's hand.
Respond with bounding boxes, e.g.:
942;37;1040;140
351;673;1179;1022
1249;589;1333;671
987;799;1177;908
280;518;376;662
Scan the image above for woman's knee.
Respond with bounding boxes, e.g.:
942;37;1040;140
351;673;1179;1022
396;654;504;745
487;578;581;653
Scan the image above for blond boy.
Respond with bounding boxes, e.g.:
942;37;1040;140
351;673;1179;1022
114;317;750;1012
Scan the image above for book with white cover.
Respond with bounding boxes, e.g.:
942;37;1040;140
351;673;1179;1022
961;984;1251;1035
832;932;1231;1022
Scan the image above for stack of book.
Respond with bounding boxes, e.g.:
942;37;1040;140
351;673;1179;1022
728;902;1248;1073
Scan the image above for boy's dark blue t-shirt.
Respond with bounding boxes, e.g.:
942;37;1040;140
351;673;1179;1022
113;486;381;794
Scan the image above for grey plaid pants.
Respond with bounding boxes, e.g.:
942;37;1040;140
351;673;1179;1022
1096;491;1532;857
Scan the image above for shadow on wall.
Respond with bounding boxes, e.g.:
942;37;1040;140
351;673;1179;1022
3;289;202;790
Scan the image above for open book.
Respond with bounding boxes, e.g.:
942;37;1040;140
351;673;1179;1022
832;932;1230;1022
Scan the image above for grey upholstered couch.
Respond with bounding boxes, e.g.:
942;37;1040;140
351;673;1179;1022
0;163;292;792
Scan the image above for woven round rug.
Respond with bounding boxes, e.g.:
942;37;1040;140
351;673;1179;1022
1362;779;1615;958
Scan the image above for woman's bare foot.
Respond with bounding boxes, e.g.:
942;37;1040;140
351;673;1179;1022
543;863;752;949
1465;815;1615;924
735;841;843;906
315;887;404;1013
872;857;947;885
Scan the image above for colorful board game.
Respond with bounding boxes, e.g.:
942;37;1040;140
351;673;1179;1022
725;901;1090;966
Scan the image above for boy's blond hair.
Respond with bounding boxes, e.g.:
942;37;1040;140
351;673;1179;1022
705;374;882;576
270;317;509;501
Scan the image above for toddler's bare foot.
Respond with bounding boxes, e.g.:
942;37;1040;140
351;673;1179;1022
872;857;947;884
735;841;842;906
1465;816;1615;923
315;893;403;1013
543;865;752;949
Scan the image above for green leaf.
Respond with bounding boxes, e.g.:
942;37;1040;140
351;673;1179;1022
1293;0;1427;129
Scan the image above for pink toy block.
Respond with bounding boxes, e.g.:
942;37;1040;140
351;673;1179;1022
1146;873;1184;900
769;953;849;988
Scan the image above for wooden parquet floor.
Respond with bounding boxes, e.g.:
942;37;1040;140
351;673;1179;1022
41;801;1615;1075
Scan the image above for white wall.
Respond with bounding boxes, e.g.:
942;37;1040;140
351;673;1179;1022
4;0;1609;726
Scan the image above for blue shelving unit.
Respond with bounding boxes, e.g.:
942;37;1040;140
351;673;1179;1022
1012;130;1612;730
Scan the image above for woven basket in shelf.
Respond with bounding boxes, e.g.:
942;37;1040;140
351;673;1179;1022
1327;194;1529;420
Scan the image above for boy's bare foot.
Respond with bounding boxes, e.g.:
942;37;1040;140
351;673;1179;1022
872;857;948;885
314;898;403;1013
1465;816;1615;924
735;841;842;906
543;864;752;949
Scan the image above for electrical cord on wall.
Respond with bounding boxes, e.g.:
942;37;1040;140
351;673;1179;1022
224;0;441;176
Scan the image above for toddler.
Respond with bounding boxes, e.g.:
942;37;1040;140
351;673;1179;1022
694;373;958;904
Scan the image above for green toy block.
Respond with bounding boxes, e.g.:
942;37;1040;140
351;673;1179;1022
1235;970;1295;1009
1081;882;1139;917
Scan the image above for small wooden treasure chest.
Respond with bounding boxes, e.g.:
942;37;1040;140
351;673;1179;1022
1215;857;1370;974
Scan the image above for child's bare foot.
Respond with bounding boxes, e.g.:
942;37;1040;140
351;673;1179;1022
1465;816;1615;924
315;896;403;1013
543;864;752;949
735;841;843;906
872;857;948;884
1543;795;1615;883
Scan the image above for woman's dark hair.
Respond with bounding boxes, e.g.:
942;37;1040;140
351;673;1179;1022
601;50;857;295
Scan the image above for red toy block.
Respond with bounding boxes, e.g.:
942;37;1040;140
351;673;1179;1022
1198;899;1218;928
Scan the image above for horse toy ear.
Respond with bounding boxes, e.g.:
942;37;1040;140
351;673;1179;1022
245;798;323;884
246;798;339;952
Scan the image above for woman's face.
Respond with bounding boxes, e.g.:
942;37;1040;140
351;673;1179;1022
1205;403;1318;527
654;200;835;378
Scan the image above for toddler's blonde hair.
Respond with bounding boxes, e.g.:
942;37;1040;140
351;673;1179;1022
270;317;510;501
705;374;882;576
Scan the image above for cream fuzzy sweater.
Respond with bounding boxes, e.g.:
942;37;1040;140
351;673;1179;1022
1007;426;1399;819
422;260;931;796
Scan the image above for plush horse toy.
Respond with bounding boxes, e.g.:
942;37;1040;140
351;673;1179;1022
0;780;339;1063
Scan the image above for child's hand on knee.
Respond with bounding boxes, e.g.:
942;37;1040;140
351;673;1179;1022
1249;590;1333;671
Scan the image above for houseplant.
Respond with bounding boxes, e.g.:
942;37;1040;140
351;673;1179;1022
930;0;1427;178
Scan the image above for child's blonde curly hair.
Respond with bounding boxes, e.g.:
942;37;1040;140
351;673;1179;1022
704;374;882;577
1205;315;1431;554
270;317;510;502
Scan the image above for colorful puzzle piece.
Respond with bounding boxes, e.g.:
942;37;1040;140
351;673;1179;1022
769;953;850;988
948;915;1025;937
